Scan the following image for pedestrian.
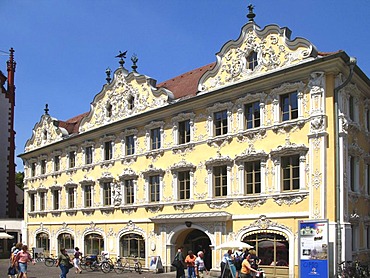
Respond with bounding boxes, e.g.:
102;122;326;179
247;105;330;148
73;247;82;274
195;251;208;278
10;242;22;275
174;246;185;278
185;250;196;278
14;245;35;278
220;249;232;278
248;249;261;277
10;243;16;253
240;252;260;278
56;248;73;278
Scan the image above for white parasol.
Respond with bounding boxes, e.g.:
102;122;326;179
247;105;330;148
215;240;253;250
0;231;14;239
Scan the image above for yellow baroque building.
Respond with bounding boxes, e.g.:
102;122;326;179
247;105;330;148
19;12;370;278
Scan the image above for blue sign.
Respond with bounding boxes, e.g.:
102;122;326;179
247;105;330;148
299;220;329;278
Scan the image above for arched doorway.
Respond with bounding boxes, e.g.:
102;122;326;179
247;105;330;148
119;233;145;259
182;229;212;270
36;232;50;256
57;233;74;253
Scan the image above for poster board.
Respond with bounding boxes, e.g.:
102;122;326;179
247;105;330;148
298;219;329;277
149;256;164;273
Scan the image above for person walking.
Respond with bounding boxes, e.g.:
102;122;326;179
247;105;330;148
174;246;185;278
185;250;196;278
73;247;82;274
14;245;35;278
56;248;73;278
194;251;208;278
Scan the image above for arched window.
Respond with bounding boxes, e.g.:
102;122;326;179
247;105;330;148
58;233;74;252
244;232;289;267
84;233;104;255
36;232;50;253
246;51;258;71
119;233;145;259
128;95;135;110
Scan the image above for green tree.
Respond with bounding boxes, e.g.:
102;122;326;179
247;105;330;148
15;171;24;190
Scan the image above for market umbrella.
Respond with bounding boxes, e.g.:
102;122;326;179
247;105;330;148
215;240;253;250
258;240;285;249
0;231;14;239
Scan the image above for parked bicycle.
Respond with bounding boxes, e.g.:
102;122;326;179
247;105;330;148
114;255;142;274
44;254;58;267
339;260;369;278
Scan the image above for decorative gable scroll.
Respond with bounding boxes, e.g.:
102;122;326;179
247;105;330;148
25;114;69;152
79;67;174;132
198;23;318;93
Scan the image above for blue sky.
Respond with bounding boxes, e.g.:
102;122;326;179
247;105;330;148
1;1;369;171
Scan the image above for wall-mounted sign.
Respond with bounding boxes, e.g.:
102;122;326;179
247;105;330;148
298;219;329;277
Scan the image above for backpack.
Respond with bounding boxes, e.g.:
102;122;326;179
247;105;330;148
234;254;242;270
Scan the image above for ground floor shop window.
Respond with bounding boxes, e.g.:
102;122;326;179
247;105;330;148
58;233;74;252
36;232;50;253
84;233;104;255
119;233;145;258
244;232;289;266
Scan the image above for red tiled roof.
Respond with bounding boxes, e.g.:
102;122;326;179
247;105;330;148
157;63;215;99
58;112;89;134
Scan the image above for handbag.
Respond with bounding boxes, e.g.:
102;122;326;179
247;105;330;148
67;261;74;269
171;258;181;268
8;266;17;275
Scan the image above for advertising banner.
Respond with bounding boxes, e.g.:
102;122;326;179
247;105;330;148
298;219;329;277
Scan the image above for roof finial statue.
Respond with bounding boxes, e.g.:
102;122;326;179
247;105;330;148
105;67;111;83
247;4;256;22
44;104;49;115
115;50;127;68
131;53;138;73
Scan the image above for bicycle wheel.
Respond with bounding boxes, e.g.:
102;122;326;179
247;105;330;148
101;262;111;273
114;261;124;274
134;261;142;274
44;258;55;267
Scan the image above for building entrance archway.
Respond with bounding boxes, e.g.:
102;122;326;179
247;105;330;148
176;228;212;270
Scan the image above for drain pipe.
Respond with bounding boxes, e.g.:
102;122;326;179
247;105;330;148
334;56;356;276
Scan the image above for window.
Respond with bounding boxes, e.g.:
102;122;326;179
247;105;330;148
280;92;298;121
214;166;228;197
36;233;50;253
84;233;104;256
128;96;135;110
214;110;228;136
85;146;93;164
68;187;75;208
352;224;359;251
53;190;59;210
41;160;46;175
178;171;190;200
124;180;135;205
149;175;160;202
30;193;36;212
245;232;289;267
39;192;46;211
245;101;260;129
103;182;111;206
54;156;60;172
349;95;355;121
84;185;92;207
104;141;113;160
247;51;258;71
58;233;74;251
178;120;191;144
69;151;75;168
106;104;113;117
245;161;261;194
350;156;355;192
126;135;135;156
281;155;300;191
31;162;36;177
119;233;145;259
151;128;161;150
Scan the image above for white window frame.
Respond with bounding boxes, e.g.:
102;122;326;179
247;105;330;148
348;155;360;193
206;102;233;138
236;93;266;131
120;129;138;157
171;163;196;201
171;112;195;145
38;190;47;211
51;186;61;210
271;82;305;124
145;121;165;151
66;146;77;169
99;135;116;162
205;155;233;198
65;183;77;209
81;140;95;165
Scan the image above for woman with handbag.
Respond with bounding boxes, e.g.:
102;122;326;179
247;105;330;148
14;245;35;278
56;248;73;278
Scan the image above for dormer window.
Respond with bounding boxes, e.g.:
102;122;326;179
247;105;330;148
43;130;47;141
106;103;113;118
246;51;258;71
128;95;135;110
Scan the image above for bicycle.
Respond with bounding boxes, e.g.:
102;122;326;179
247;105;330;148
34;252;45;263
44;254;58;267
116;256;142;274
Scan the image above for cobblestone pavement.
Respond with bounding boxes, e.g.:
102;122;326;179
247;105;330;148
1;259;176;278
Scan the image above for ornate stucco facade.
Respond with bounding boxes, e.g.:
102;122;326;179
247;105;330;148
20;14;370;278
